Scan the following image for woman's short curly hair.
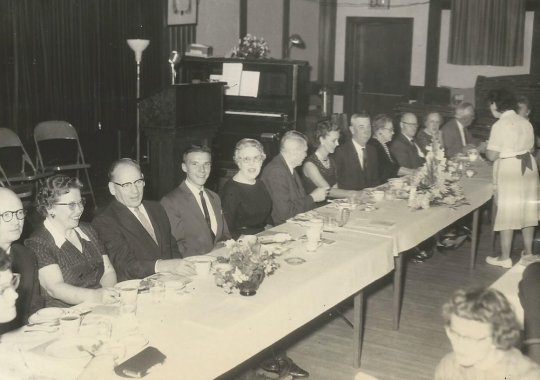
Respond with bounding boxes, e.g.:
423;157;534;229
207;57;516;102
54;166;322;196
37;175;84;217
372;114;393;134
423;110;442;125
442;287;520;350
488;88;518;114
233;138;266;165
312;121;340;147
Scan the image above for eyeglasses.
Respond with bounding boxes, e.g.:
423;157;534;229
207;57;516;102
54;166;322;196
402;122;418;127
55;198;86;210
238;156;263;164
445;326;490;344
0;209;27;222
112;179;145;190
0;273;20;296
383;128;394;133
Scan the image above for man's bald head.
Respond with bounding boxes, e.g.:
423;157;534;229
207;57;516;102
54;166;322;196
0;188;24;250
455;103;475;127
400;113;418;138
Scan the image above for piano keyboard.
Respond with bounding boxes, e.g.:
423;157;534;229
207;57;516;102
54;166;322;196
225;110;283;118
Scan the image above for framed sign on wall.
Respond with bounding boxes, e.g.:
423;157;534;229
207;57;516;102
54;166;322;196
168;0;197;26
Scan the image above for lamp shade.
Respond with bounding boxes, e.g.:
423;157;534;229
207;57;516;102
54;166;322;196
127;39;150;63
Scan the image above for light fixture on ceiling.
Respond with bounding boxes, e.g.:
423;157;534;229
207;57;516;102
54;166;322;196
369;0;390;9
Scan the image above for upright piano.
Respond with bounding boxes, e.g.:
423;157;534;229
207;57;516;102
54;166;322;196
180;57;310;167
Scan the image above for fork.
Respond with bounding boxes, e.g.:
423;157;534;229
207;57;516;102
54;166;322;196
76;345;95;357
27;321;60;328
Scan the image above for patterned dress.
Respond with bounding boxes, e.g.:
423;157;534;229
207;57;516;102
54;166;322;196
302;153;337;194
26;222;106;308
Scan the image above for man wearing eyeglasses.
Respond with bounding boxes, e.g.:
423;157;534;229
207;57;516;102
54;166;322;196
160;145;230;257
440;103;487;159
390;112;425;170
92;159;196;282
0;188;43;333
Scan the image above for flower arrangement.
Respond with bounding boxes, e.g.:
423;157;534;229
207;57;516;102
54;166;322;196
408;139;469;210
231;34;270;59
215;236;279;294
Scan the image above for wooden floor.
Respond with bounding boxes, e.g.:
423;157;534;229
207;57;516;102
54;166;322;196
254;219;532;380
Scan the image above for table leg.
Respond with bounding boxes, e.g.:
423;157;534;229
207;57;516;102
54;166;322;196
470;208;480;269
393;254;404;330
353;290;364;369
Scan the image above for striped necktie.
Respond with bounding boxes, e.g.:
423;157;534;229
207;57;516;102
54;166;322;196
134;206;158;245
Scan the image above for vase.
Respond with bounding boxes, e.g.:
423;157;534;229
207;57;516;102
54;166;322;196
239;272;265;296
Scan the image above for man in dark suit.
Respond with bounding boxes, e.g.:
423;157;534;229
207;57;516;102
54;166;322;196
440;103;486;159
160;145;230;257
335;112;381;190
390;113;425;170
0;188;43;333
92;159;195;282
261;131;328;225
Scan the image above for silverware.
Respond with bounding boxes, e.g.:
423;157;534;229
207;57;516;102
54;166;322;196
25;327;59;333
27;321;60;327
76;345;95;357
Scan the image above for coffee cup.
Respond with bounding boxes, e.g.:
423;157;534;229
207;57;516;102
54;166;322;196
391;179;404;189
372;191;385;202
465;169;475;178
120;287;138;305
468;151;479;162
193;259;212;276
60;315;81;336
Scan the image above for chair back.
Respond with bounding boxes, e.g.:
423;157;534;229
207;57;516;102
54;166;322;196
0;128;37;174
34;121;87;170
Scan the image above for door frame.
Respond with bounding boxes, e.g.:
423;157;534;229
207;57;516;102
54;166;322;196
344;17;414;117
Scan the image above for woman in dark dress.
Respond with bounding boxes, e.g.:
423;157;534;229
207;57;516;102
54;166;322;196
369;114;415;183
302;121;362;199
220;139;272;240
26;175;118;307
416;110;443;156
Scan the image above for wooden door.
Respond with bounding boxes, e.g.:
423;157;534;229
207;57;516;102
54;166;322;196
345;17;413;118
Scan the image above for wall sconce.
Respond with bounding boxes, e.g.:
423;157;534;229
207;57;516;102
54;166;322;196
369;0;390;9
285;34;305;60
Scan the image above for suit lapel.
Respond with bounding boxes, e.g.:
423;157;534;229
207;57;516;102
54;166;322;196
112;200;157;246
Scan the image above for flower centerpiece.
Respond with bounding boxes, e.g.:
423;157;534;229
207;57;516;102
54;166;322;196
231;34;270;59
215;236;279;295
408;139;469;210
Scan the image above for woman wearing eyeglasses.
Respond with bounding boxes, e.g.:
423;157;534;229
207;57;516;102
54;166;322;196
435;287;540;379
25;175;118;307
0;188;43;333
415;110;444;156
220;139;273;240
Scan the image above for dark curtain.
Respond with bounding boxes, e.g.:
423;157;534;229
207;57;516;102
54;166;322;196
448;0;525;66
0;0;195;173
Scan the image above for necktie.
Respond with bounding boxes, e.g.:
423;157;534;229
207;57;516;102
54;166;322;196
199;191;216;241
359;147;365;169
134;206;158;245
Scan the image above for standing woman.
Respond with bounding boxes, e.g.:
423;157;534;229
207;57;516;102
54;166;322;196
485;89;539;268
26;175;118;307
303;120;362;199
416;110;444;156
220;139;272;240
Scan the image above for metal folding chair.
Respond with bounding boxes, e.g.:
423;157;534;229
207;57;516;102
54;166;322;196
34;121;97;209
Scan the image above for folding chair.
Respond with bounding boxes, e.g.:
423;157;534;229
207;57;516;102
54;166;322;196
0;128;54;200
34;121;97;209
0;176;34;200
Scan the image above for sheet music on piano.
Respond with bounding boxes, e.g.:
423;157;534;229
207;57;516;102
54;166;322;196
222;63;260;97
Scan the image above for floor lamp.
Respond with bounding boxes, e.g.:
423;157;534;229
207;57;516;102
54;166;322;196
127;39;150;164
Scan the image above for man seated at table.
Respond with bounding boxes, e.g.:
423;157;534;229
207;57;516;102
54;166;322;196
0;188;43;334
93;158;195;282
440;103;487;159
390;113;425;170
160;145;230;257
261;131;328;225
335;112;380;190
0;249;114;379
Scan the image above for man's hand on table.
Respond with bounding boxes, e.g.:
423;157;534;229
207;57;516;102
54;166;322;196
156;258;196;276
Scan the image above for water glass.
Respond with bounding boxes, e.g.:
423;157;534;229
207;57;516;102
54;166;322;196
119;302;137;318
324;216;337;232
150;281;165;304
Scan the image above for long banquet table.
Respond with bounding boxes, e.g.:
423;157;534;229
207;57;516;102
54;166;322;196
313;159;494;329
2;224;394;379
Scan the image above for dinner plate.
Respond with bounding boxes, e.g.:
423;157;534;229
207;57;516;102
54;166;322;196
45;338;101;360
184;256;217;263
114;279;142;291
28;308;69;324
118;334;148;349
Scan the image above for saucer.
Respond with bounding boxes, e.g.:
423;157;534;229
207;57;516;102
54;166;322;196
285;257;306;265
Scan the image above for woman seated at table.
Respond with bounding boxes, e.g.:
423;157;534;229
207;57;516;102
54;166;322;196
368;114;416;183
302;120;363;199
220;139;273;240
0;249;114;380
435;287;540;379
26;175;118;307
415;110;443;156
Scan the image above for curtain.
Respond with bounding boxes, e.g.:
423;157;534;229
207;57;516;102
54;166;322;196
0;0;195;168
448;0;525;66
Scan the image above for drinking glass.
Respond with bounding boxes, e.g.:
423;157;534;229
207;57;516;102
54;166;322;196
150;281;165;304
324;216;337;232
